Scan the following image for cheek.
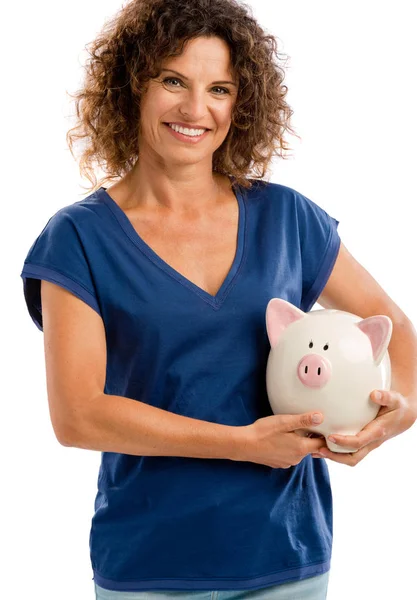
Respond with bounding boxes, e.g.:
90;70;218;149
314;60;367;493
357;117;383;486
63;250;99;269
139;101;167;137
208;116;231;148
211;107;233;131
141;88;172;119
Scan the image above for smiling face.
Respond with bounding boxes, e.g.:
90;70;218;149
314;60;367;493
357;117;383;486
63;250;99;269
137;35;239;167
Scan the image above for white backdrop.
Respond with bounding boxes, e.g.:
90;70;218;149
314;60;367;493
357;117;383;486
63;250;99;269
4;1;416;599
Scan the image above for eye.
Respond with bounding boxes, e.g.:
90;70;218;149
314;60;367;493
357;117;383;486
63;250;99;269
162;77;182;88
309;340;313;348
162;77;230;95
323;344;329;351
212;86;230;95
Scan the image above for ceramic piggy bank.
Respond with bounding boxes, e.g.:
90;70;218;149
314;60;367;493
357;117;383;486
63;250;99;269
265;298;392;453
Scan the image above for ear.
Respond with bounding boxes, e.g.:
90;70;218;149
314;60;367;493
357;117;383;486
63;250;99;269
266;298;306;349
356;315;393;365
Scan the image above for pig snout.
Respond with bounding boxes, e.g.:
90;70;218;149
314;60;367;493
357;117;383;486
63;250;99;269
297;354;332;389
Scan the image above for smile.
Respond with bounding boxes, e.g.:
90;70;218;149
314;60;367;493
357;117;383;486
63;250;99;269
163;123;210;144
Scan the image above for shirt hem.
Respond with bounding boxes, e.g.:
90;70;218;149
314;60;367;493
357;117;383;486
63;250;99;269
92;559;331;592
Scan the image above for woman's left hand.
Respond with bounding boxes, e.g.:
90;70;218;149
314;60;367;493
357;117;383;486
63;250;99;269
311;390;417;466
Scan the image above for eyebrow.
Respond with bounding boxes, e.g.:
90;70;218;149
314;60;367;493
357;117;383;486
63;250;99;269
160;68;237;87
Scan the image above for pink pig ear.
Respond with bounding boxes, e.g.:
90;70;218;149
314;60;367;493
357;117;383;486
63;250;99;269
356;315;393;365
266;298;306;349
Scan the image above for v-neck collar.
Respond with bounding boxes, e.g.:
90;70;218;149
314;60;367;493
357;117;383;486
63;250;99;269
97;178;247;308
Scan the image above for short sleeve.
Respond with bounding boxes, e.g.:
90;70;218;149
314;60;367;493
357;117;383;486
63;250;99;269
20;205;102;332
296;191;341;313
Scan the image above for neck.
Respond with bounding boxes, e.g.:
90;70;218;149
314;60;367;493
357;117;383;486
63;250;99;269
118;156;229;215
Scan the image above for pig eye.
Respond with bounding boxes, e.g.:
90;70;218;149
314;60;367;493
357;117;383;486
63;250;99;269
323;344;329;350
309;340;313;348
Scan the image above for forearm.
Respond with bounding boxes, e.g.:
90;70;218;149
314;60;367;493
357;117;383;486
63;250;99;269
388;317;417;415
65;392;245;460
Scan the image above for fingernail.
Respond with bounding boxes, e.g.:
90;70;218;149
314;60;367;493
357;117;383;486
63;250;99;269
374;391;382;401
312;414;322;424
328;436;337;443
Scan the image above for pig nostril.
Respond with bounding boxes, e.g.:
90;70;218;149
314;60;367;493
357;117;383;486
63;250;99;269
297;354;332;388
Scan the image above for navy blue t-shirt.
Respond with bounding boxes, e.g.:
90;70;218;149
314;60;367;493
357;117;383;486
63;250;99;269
20;178;340;592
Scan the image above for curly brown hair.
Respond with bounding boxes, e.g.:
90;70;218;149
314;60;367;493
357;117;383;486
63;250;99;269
66;0;301;193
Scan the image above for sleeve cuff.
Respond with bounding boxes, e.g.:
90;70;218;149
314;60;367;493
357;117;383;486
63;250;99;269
20;264;101;331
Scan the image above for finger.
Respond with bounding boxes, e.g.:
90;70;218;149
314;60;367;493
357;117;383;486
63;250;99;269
318;439;383;466
327;421;386;450
304;437;328;454
326;392;404;449
282;412;323;432
371;389;403;410
317;449;360;466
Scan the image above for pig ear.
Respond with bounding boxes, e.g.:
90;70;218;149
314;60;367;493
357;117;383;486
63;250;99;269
356;315;393;365
266;298;306;349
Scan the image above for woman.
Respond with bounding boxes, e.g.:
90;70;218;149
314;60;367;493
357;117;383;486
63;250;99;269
20;0;417;599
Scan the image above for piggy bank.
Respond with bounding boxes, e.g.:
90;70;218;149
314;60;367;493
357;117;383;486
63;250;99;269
265;298;392;453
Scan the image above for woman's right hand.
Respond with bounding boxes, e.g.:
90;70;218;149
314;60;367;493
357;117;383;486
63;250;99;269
237;412;326;469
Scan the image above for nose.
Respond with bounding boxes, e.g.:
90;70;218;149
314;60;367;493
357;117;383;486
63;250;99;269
179;89;209;121
297;354;332;389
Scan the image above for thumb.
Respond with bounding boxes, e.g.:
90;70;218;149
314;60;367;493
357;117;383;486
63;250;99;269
280;411;323;432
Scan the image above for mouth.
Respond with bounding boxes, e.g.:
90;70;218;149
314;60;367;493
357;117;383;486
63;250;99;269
163;123;211;143
163;123;210;131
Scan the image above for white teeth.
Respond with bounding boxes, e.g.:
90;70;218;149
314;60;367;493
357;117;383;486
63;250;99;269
168;123;206;136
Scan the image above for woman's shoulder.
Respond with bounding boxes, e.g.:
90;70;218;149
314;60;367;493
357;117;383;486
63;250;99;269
241;177;303;205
